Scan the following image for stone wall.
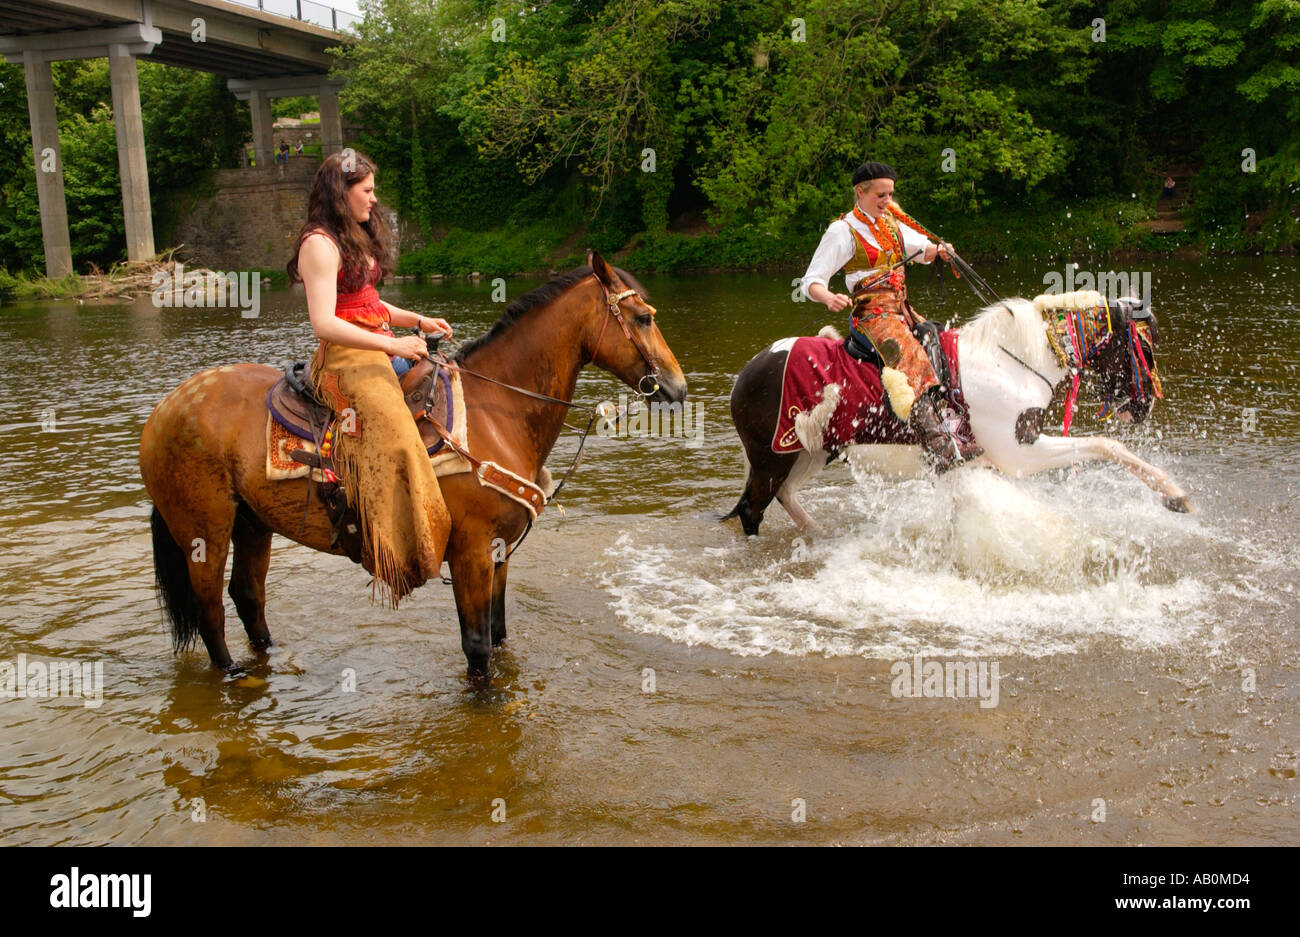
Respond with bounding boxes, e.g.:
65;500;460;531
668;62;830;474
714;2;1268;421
169;162;315;271
167;161;405;272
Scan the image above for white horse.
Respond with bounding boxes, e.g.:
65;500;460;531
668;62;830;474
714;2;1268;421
724;291;1190;535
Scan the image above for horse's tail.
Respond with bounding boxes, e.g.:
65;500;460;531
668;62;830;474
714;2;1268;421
150;506;203;652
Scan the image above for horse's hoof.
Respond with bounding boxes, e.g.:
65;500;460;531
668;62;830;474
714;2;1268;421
466;668;491;691
220;662;246;677
1163;495;1192;513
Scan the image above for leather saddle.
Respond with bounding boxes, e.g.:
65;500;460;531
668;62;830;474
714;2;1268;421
842;319;956;401
267;350;455;457
266;337;455;561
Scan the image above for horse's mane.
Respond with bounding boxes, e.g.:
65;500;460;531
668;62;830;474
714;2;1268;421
957;297;1057;374
454;264;650;361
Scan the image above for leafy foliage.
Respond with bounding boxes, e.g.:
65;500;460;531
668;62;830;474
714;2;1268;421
0;60;247;274
3;0;1298;278
334;0;1298;270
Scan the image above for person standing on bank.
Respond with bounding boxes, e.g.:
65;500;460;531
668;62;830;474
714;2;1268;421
287;150;454;606
800;160;979;472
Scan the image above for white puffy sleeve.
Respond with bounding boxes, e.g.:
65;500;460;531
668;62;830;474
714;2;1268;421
800;220;855;300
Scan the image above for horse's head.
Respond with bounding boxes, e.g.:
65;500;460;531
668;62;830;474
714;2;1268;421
1088;297;1162;425
586;249;687;405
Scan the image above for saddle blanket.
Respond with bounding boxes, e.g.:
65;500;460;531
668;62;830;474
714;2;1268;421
770;333;970;454
771;336;889;454
266;368;472;481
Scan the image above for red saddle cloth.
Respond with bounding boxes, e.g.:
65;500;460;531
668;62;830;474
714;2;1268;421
770;333;968;454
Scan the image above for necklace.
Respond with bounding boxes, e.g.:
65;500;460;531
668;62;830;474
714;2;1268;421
852;205;901;256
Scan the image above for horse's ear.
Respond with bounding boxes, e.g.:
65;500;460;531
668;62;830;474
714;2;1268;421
588;249;613;288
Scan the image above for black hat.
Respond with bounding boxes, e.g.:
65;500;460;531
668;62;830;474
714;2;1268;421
852;161;897;186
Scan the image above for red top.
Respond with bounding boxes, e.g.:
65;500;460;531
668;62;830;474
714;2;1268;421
335;257;390;334
304;228;391;335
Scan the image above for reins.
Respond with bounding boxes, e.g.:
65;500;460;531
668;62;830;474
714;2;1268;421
439;274;660;407
886;202;1000;306
998;344;1056;394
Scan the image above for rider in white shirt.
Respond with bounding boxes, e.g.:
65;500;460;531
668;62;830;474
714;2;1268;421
800;161;980;471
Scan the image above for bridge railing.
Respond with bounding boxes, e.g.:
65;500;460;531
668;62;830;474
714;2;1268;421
232;0;362;35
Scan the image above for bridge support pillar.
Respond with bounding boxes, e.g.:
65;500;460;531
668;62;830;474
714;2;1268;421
318;82;343;156
21;51;72;279
3;23;160;275
229;76;345;164
247;86;275;170
108;44;155;262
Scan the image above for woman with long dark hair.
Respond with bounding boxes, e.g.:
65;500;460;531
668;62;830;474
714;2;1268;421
287;150;451;607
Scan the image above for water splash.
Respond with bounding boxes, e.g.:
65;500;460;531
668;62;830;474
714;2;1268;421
603;467;1219;659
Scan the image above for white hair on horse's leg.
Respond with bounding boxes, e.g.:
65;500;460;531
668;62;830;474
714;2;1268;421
794;383;840;454
880;367;915;421
781;384;840;531
777;449;822;532
818;324;843;341
536;466;556;498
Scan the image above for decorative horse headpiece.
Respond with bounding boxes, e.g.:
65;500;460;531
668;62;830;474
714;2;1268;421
1032;290;1163;434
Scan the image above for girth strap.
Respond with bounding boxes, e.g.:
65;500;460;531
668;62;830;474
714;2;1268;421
418;416;548;520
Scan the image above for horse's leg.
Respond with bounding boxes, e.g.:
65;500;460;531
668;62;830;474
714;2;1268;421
727;347;795;536
448;534;495;686
490;560;508;646
724;456;794;536
775;448;828;532
993;434;1192;512
160;497;238;671
229;503;274;652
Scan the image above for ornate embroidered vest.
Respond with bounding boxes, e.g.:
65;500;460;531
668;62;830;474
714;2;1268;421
840;209;905;288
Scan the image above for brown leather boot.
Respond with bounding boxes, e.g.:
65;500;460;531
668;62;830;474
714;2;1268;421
910;391;963;474
955;434;984;463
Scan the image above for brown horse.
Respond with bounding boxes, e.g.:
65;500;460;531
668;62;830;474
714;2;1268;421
140;251;686;685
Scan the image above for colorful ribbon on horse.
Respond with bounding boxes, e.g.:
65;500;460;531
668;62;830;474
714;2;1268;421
1061;308;1083;436
1049;300;1162;435
1129;320;1162;401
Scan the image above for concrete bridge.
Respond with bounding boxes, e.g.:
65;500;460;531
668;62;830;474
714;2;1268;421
1;0;357;277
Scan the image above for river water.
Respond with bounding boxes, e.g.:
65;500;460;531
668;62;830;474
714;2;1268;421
0;257;1296;845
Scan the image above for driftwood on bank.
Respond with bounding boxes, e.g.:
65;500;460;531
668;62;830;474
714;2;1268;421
77;247;231;302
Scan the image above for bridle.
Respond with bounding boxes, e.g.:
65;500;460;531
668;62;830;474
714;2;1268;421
415;273;667;561
1039;300;1162;434
590;276;662;398
440;273;664;407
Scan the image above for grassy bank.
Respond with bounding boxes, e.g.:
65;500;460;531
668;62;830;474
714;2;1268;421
0;270;88;301
6;194;1289;302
